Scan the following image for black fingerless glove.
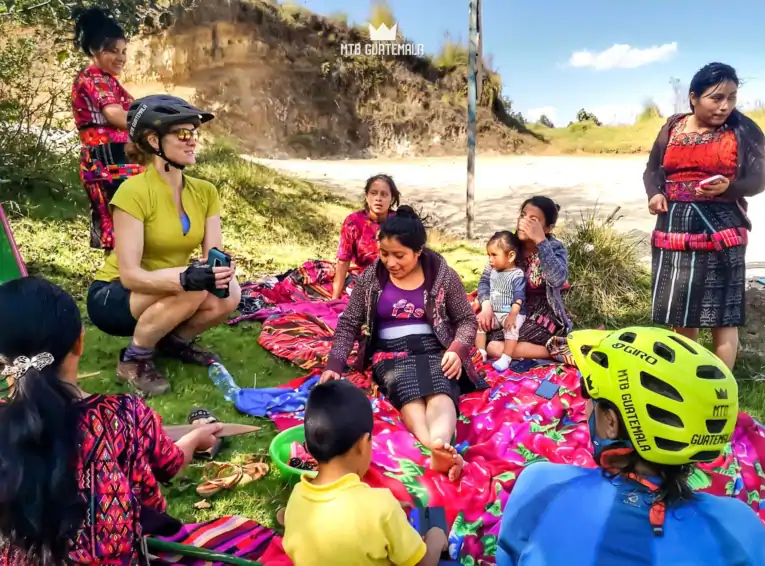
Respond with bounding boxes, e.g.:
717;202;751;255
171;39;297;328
180;262;216;292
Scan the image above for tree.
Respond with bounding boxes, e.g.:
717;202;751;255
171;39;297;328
0;0;188;34
576;108;601;126
538;114;554;128
637;98;662;122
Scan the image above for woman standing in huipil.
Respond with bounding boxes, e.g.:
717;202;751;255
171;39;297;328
71;7;143;250
644;62;765;369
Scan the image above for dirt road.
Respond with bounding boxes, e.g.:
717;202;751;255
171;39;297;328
252;154;765;276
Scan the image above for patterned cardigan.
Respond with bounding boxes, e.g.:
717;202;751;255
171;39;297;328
325;248;487;388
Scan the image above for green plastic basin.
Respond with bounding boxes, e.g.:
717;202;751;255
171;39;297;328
268;424;317;485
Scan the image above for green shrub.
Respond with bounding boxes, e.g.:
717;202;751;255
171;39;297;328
433;33;468;71
368;0;395;29
561;208;651;328
329;10;348;26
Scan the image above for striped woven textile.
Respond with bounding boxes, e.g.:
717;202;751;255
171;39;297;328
151;516;276;565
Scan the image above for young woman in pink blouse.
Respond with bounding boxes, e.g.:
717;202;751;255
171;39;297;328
331;174;400;299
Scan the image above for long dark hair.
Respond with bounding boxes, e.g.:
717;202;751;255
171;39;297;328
596;399;694;507
687;62;764;178
688;62;738;113
0;277;85;564
73;7;126;56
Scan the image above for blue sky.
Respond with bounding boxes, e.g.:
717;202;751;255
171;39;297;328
292;0;765;125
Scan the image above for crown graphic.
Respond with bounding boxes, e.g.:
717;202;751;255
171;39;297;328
368;22;397;41
715;388;728;400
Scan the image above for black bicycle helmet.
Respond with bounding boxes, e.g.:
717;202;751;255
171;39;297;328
127;94;214;170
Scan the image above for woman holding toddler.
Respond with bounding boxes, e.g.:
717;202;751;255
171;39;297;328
320;206;487;481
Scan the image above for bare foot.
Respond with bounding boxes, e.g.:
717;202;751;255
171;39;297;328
430;438;464;481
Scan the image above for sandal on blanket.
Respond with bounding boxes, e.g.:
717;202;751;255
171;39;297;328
195;461;270;498
188;407;225;460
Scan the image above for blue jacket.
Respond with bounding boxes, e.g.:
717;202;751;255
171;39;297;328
497;462;765;566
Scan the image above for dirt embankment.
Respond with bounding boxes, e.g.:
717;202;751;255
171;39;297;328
122;0;542;159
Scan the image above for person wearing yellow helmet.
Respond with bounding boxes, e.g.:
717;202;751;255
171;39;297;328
496;326;765;566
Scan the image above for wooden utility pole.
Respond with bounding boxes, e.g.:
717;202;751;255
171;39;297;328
466;0;480;239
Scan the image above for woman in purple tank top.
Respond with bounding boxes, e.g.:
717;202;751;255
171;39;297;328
321;206;487;481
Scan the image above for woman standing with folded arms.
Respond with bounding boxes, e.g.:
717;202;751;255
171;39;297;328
71;7;143;250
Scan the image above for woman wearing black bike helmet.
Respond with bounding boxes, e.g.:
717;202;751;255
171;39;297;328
86;95;241;397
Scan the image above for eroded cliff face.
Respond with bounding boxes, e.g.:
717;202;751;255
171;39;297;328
123;0;534;158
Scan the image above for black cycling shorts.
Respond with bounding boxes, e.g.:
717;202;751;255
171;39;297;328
87;279;138;337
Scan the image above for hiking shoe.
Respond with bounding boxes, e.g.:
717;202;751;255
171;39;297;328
157;337;220;366
116;349;171;397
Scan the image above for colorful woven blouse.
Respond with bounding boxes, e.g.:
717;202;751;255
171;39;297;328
0;394;184;565
336;210;389;269
71;66;134;146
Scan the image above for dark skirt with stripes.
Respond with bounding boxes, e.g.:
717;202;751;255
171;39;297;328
371;334;475;411
651;201;747;328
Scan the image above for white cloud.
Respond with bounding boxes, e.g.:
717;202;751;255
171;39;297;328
526;106;557;123
569;42;678;70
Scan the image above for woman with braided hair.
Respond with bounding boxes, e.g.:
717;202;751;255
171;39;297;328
86;95;241;396
497;326;765;565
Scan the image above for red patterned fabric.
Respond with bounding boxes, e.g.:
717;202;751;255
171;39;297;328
72;66;133;145
336;210;387;269
652;226;748;251
72;66;144;249
1;394;185;565
664;116;738;202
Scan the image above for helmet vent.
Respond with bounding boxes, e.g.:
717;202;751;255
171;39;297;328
618;332;637;343
691;450;720;462
652;342;675;363
668;335;697;355
590;350;609;368
156;105;182;115
706;419;726;434
696;365;726;380
640;371;684;402
646;404;684;428
654;437;688;451
580;345;593;357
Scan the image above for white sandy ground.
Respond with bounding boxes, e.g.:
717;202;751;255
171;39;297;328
248;154;765;278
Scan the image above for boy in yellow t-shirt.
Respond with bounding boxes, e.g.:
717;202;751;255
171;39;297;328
283;380;448;566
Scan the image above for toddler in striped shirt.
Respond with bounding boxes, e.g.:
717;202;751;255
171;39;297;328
476;231;526;371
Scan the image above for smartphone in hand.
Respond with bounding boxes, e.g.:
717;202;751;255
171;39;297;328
207;247;231;299
698;174;726;187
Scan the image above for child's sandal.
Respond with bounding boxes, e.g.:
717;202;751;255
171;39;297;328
196;462;244;498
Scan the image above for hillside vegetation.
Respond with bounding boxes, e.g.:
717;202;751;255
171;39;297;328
530;109;765;155
121;0;543;158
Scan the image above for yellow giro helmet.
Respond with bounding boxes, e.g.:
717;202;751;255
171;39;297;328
568;326;738;466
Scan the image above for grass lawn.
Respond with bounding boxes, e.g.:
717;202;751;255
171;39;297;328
1;142;489;530
3;142;764;532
